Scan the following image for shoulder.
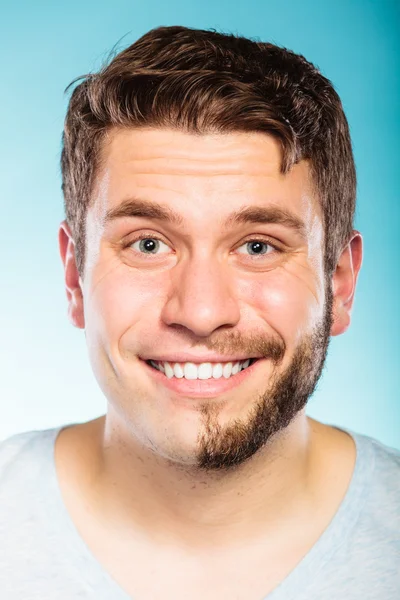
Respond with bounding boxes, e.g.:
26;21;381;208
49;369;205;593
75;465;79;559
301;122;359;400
354;430;400;485
348;429;400;537
0;427;61;487
0;428;62;551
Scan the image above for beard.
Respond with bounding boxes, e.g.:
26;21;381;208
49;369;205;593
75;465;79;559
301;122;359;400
195;282;334;472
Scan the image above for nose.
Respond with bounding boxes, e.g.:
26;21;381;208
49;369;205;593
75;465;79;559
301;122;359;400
160;255;241;337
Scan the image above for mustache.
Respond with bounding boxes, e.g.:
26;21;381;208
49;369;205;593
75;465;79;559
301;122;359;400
188;330;286;365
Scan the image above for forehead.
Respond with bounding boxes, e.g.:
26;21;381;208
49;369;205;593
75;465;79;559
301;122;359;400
92;127;321;226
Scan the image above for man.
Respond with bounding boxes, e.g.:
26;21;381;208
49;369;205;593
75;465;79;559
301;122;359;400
0;24;399;600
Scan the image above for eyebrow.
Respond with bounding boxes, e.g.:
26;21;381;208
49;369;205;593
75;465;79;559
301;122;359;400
104;197;307;239
224;205;307;239
104;198;184;226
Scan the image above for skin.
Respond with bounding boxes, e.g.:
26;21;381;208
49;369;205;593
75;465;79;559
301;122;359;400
58;128;363;595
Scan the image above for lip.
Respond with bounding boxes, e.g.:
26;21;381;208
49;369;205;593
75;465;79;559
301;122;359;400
139;353;260;364
140;357;265;399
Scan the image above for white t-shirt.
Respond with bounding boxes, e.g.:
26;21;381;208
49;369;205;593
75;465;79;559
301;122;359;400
0;423;399;599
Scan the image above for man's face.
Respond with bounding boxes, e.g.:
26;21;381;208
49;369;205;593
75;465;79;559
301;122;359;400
79;128;332;472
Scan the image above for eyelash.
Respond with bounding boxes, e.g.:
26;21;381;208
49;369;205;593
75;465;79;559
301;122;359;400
124;234;283;258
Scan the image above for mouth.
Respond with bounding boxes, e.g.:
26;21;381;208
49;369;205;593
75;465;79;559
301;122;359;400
145;358;259;380
141;357;263;400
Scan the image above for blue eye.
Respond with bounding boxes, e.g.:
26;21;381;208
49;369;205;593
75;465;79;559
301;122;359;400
131;237;170;255
236;240;274;256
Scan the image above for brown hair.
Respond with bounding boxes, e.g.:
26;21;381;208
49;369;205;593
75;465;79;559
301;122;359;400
61;25;356;280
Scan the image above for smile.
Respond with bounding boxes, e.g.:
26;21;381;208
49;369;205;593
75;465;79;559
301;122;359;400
142;357;263;400
146;359;257;380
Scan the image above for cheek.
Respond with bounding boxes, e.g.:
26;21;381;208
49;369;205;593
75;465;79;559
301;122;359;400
236;267;322;343
85;263;173;361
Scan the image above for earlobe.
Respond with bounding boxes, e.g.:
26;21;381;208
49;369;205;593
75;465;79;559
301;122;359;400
330;231;363;337
58;220;85;330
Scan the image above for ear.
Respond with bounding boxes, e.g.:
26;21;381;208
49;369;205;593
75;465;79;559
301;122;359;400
330;230;363;336
58;220;85;329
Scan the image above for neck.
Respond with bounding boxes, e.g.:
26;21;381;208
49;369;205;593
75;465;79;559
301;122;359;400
86;411;320;549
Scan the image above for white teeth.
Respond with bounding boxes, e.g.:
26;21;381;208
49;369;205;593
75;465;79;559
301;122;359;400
212;363;223;379
151;360;165;374
164;363;174;379
231;362;240;375
173;363;184;378
149;359;254;379
184;362;198;380
222;362;233;378
198;363;213;379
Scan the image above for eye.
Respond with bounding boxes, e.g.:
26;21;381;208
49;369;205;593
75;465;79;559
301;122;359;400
130;237;171;255
236;239;277;257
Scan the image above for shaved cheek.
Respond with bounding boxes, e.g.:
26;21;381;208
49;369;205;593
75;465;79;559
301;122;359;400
91;269;172;359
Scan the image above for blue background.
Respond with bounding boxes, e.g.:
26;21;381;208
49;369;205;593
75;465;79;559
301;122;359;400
1;0;399;447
